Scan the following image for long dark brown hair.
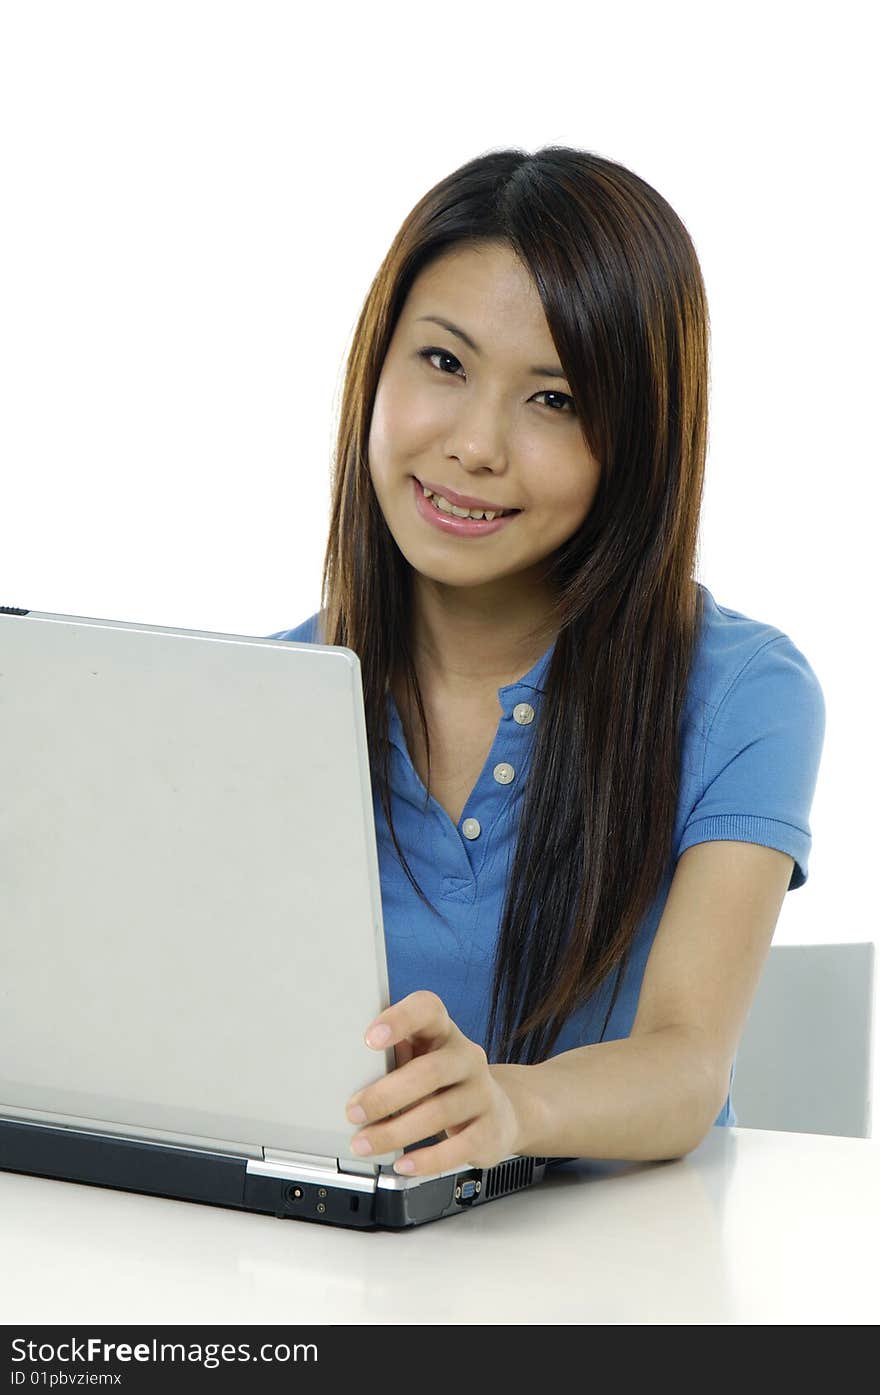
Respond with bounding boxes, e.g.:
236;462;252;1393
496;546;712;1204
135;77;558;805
315;146;708;1065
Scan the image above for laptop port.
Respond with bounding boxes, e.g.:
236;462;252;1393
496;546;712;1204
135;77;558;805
454;1172;482;1205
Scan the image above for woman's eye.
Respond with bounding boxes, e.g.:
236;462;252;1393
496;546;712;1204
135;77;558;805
417;347;575;415
418;347;464;375
534;390;576;414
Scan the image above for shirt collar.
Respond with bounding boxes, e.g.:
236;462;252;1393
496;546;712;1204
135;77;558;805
496;636;555;698
384;638;557;758
384;636;555;704
384;637;555;764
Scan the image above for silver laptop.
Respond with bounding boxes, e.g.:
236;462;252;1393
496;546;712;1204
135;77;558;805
0;604;555;1228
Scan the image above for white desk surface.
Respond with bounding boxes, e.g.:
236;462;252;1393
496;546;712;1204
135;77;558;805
1;1125;877;1325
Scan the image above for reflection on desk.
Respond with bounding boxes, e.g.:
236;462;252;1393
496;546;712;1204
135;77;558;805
1;1126;877;1324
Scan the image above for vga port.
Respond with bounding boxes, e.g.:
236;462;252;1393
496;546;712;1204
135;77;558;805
454;1172;483;1205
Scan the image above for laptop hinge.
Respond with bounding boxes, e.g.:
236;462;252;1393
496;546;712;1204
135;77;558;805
251;1147;379;1192
260;1147;381;1178
337;1155;381;1178
262;1147;337;1170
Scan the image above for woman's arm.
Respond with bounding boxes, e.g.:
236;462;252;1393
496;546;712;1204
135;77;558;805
491;1025;719;1162
346;840;795;1172
495;840;795;1161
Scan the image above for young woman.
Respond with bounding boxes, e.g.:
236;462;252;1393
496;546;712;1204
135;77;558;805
268;146;825;1179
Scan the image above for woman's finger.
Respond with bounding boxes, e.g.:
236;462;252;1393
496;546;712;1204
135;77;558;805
347;1040;468;1126
393;1039;415;1069
386;1125;493;1178
363;989;452;1053
348;1082;482;1161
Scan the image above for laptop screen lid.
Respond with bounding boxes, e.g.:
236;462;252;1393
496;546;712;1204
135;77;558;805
0;607;399;1167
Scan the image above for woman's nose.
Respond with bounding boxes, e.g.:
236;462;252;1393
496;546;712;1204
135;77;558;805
443;395;510;472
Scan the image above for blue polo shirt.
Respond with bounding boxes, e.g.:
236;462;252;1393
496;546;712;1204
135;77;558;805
267;583;825;1128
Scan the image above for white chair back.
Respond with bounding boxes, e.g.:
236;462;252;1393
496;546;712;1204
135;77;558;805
732;942;874;1138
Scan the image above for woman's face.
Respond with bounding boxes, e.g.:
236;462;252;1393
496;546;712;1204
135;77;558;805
367;240;602;597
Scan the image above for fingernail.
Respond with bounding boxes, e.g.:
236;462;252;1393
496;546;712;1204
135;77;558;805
351;1135;373;1155
347;1104;366;1124
394;1157;416;1173
365;1023;391;1048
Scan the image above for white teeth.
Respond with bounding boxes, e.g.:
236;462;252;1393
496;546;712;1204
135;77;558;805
422;486;505;521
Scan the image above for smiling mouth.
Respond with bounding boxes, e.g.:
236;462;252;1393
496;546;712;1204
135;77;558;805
415;479;521;520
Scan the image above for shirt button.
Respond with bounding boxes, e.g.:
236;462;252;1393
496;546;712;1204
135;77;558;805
462;817;481;840
513;702;535;725
493;762;515;785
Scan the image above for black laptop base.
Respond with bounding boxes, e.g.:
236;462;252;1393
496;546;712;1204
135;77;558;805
0;1117;554;1230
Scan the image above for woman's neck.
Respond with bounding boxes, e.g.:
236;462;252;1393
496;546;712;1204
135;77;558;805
405;579;558;696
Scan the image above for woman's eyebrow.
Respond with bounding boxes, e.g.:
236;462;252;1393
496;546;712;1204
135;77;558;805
415;314;568;380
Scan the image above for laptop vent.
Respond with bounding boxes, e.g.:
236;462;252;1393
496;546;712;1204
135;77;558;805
484;1155;536;1200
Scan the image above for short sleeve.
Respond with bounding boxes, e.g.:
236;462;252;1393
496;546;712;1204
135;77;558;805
264;613;321;644
676;635;826;890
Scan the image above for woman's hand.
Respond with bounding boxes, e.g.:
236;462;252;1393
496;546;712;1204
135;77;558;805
345;990;526;1177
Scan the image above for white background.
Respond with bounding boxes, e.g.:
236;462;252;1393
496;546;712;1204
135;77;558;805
1;2;876;1122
